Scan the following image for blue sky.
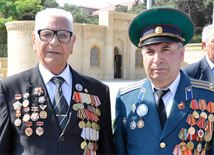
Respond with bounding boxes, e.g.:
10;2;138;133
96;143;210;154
56;0;143;9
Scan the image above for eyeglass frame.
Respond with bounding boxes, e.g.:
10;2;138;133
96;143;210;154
37;29;73;43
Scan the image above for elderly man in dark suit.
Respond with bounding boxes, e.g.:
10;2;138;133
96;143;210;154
113;7;214;154
182;24;214;83
0;8;114;154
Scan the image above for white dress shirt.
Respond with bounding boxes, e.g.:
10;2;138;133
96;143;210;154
39;62;72;106
152;73;181;118
206;54;214;77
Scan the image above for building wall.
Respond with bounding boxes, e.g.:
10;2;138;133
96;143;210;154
4;11;204;80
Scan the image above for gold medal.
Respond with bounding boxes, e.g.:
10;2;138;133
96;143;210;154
200;111;207;119
186;141;194;150
204;132;212;142
78;121;85;129
188;126;195;135
193;110;199;119
179;142;187;151
36;126;44;136
208;114;214;122
72;104;79;111
80;141;87;150
95;108;101;116
91;122;97;130
25;127;33;136
14;118;22;126
40;111;47;119
78;103;84;109
86;121;92;128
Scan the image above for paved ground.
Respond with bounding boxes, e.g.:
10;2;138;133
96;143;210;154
102;79;139;120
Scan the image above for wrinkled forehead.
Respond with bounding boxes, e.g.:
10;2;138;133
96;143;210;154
35;15;73;31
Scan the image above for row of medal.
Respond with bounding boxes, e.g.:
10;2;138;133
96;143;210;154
127;103;149;130
13;87;47;136
72;91;101;155
173;99;214;155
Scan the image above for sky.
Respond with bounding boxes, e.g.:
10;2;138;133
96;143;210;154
56;0;143;9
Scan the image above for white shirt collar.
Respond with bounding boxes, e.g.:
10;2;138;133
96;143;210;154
39;62;72;86
206;54;214;70
152;72;181;96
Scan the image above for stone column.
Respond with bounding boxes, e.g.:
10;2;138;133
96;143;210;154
5;21;39;77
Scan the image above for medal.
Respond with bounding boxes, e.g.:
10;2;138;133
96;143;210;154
130;116;137;130
86;121;92;128
197;129;204;138
87;105;93;113
81;141;87;150
25;122;33;136
186;141;194;150
16;109;21;117
200;111;207;119
38;96;46;104
188;126;195;135
14;118;22;126
137;119;144;128
23;99;29;107
75;84;83;91
193;111;199;119
23;113;31;123
208;114;214;122
88;141;94;150
132;104;136;113
33;87;44;96
31;112;39;121
36;122;44;136
136;104;148;117
178;142;187;151
197;143;202;152
79;121;86;129
39;105;47;119
13;101;22;110
204;132;212;142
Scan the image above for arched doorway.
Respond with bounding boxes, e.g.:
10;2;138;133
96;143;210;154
114;47;122;78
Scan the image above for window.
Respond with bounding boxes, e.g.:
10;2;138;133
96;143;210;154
90;46;100;67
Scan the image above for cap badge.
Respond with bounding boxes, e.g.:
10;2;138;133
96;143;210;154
155;26;163;33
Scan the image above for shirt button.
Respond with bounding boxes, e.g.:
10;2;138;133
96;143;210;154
160;142;166;148
60;136;65;142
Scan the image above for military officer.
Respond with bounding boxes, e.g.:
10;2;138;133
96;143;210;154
113;7;214;154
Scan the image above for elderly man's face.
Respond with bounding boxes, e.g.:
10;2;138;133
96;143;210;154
142;42;184;89
32;15;76;75
204;33;214;63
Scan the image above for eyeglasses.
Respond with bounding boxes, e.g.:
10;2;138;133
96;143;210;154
38;29;73;43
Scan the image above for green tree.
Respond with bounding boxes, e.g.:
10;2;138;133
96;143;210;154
115;5;128;13
42;0;59;9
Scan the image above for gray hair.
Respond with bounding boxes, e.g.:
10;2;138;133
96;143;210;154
141;42;183;51
202;24;214;43
34;8;73;32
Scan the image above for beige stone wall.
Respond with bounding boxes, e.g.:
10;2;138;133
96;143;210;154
4;11;205;80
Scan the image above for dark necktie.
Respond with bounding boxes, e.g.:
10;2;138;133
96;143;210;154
51;77;69;131
154;88;169;129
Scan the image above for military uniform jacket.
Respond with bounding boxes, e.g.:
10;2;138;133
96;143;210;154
113;71;214;154
0;64;114;154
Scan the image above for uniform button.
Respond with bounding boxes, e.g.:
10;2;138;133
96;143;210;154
160;142;166;148
60;136;65;142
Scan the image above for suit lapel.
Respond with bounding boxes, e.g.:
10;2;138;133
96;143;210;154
161;71;191;139
138;78;162;138
200;57;214;83
26;65;61;133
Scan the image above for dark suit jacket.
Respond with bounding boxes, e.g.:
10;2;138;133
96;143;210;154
182;56;214;83
0;64;114;154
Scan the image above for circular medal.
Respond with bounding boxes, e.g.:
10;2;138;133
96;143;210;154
179;142;187;151
78;121;85;129
78;103;84;110
137;119;145;128
95;108;101;116
198;129;204;138
88;142;94;150
36;126;44;136
87;105;93;112
23;113;31;123
193;110;199;119
130;120;136;130
80;141;87;150
200;111;207;119
72;104;79;111
188;126;195;135
208;114;214;122
86;121;92;128
204;132;212;142
204;142;211;151
38;96;46;103
93;142;98;151
92;122;98;130
136;104;148;117
197;143;202;152
31;112;39;121
40;111;47;119
25;127;33;136
186;141;194;150
23;99;30;107
14;118;22;126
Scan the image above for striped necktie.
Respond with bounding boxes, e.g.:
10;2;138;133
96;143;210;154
51;77;69;131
